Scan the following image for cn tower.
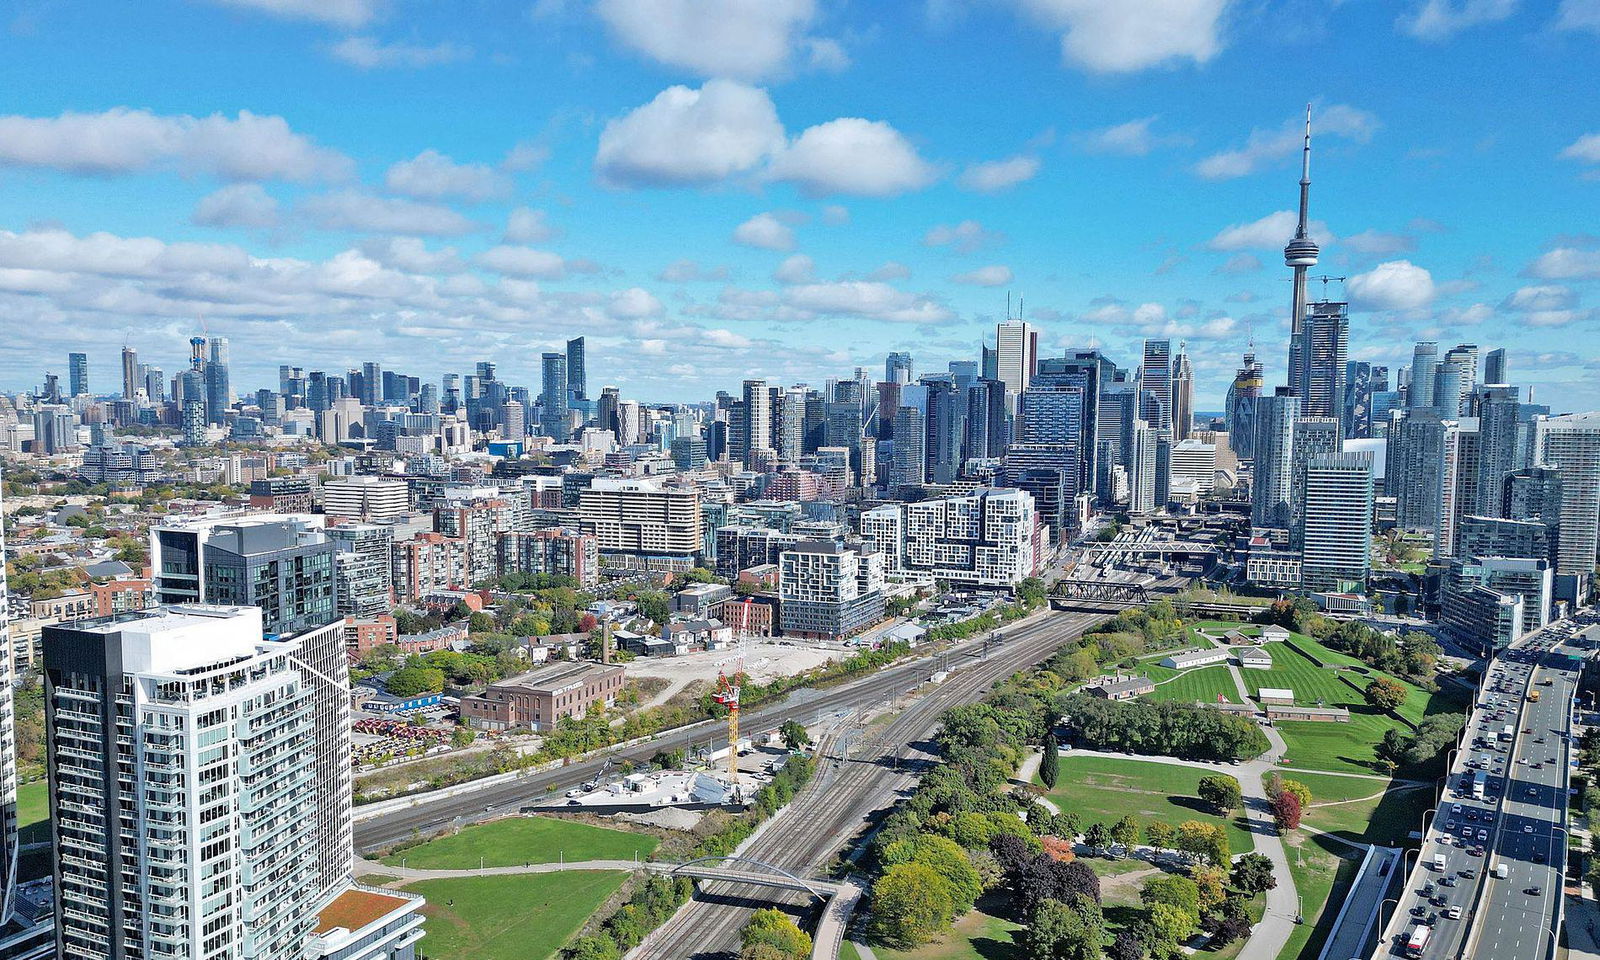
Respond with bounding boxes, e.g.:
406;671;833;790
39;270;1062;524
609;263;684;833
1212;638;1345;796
1284;104;1319;338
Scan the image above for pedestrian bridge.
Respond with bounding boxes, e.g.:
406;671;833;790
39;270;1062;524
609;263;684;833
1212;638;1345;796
660;856;840;900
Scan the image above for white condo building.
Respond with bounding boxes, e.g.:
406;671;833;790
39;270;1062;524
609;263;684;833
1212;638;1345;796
861;488;1037;587
321;476;409;525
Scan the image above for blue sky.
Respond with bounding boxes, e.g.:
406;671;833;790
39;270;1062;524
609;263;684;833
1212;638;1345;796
2;0;1598;409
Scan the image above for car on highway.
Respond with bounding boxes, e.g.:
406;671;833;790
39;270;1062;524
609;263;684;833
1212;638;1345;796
1478;829;1488;841
1527;886;1543;896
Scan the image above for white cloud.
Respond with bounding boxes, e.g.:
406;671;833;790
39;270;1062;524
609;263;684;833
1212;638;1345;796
0;108;352;181
504;207;555;244
1078;116;1163;156
657;259;730;282
608;287;665;319
732;212;796;251
1347;260;1436;311
1524;247;1600;280
1016;0;1232;73
476;245;596;280
1343;229;1417;257
784;281;954;324
701;328;755;348
769;118;938;197
1207;210;1333;251
1557;0;1600;32
1215;253;1262;275
1399;0;1518;41
0;228;249;278
958;155;1040;193
358;236;465;274
773;254;816;284
193;184;280;228
1196;104;1379;180
1560;134;1600;164
952;265;1014;286
596;0;829;80
596;80;785;188
869;262;911;281
804;37;851;72
384;149;509;202
302;191;479;235
1502;285;1577;312
200;0;378;28
330;37;469;69
504;140;550;172
924;220;1004;253
821;204;850;225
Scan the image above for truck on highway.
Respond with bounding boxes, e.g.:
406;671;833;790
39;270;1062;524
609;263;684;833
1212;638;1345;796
1527;689;1541;702
1501;724;1514;742
1433;853;1447;871
1472;770;1487;800
1405;924;1431;957
1495;863;1510;879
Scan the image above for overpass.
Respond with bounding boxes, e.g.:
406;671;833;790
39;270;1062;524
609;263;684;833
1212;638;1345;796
1371;619;1586;960
1049;578;1149;611
1077;542;1220;558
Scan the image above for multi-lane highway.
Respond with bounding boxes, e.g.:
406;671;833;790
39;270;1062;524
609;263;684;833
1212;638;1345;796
1377;615;1589;960
633;608;1115;959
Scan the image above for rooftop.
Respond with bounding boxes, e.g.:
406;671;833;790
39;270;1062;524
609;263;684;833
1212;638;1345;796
313;886;418;935
495;660;622;693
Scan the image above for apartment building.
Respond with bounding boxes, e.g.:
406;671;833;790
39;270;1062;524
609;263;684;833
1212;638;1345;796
859;488;1038;588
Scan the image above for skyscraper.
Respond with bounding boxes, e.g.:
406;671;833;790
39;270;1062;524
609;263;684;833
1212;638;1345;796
44;606;324;959
889;406;925;492
1485;347;1507;386
1292;301;1348;430
120;345;138;400
923;377;965;485
1300;452;1374;591
359;361;382;405
885;351;913;384
1170;344;1194;441
566;336;587;402
994;320;1038;403
1283;106;1320;378
1387;408;1446;531
1534;412;1600;586
540;352;568;439
1139;339;1172;431
1252;390;1301;529
1129;420;1159;514
1290;417;1341;548
1227;350;1264;460
1408;342;1439;409
1475;385;1523;519
68;352;88;397
741;378;772;463
0;487;19;929
1435;417;1482;559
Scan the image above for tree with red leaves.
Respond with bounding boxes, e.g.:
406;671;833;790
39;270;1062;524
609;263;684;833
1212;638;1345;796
1270;790;1302;832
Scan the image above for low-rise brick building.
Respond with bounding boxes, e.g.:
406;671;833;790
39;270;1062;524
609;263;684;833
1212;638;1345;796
459;661;626;732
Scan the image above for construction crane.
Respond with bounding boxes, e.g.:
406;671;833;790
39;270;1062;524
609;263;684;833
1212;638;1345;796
712;668;745;783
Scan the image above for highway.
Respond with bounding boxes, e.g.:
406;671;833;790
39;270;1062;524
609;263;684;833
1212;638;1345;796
1375;614;1589;960
632;608;1116;959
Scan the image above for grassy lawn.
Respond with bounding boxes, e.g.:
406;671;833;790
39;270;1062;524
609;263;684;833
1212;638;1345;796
1040;755;1254;855
1145;664;1241;705
17;781;47;846
1301;784;1433;846
875;894;1023;960
1242;644;1354;705
405;870;628;960
1275;714;1405;776
840;941;864;960
380;816;658;869
1281;834;1364;960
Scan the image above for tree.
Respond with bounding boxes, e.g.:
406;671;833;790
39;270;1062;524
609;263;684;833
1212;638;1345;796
1210;915;1252;947
1145;901;1197;947
1108;930;1147;960
882;834;980;913
740;908;811;960
1197;774;1243;813
778;720;811;751
991;832;1035;873
1190;865;1227;912
451;725;477;748
1111;815;1142;853
468;611;496;633
1274;777;1312;810
1175;821;1229;866
869;862;956;948
1270;791;1302;832
1084;822;1113;854
1025;895;1104;960
633;590;671;625
1364;676;1409;713
1040;733;1060;788
384;666;445;698
1145;821;1175;854
1140;875;1200;925
565;935;621;960
1230;853;1277;895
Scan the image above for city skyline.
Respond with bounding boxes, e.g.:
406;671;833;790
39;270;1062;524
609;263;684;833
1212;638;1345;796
1;2;1598;407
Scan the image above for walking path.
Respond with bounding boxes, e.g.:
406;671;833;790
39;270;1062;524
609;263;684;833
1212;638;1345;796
1063;746;1297;960
354;855;651;884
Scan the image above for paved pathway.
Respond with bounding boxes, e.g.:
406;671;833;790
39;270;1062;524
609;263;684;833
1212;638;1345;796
1063;747;1298;960
354;855;650;884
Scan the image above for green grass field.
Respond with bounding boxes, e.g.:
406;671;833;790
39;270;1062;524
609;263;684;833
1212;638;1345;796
380;816;659;869
1145;664;1241;704
1300;782;1433;845
875;894;1023;960
1282;835;1364;960
17;781;47;846
406;871;628;960
1242;644;1354;705
1039;755;1255;855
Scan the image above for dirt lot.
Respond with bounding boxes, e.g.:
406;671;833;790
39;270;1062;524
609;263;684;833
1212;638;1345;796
624;641;847;706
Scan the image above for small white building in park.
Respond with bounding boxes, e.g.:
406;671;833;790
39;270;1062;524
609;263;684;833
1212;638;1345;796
1161;648;1230;670
1258;687;1295;706
1260;625;1291;643
1234;647;1273;670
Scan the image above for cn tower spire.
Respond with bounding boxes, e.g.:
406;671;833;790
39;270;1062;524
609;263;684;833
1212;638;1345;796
1284;103;1319;340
